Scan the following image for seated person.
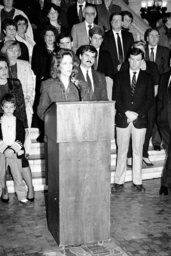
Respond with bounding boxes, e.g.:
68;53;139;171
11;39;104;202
0;94;33;206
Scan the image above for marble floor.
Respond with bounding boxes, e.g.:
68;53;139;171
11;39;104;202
0;179;171;256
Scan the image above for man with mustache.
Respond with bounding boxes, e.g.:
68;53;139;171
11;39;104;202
76;44;108;101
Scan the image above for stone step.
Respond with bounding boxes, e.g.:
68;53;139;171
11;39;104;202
6;128;166;192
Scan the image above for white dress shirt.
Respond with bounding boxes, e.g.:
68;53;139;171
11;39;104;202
113;30;124;61
80;65;94;92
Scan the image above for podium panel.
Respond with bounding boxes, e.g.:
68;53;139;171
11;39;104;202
45;102;115;247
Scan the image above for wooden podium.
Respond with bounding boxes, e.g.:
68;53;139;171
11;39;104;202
45;101;115;247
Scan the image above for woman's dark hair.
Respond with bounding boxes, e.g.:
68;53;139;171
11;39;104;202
0;55;8;64
1;93;16;107
121;10;133;23
40;24;58;44
14;15;29;30
50;49;76;79
1;18;17;34
43;3;61;25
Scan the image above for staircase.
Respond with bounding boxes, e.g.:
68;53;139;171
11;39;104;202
6;128;165;193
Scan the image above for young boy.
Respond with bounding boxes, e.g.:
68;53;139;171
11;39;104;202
0;93;32;206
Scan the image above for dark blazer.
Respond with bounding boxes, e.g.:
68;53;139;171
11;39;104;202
145;45;170;74
97;48;114;79
120;60;160;86
76;67;108;101
31;43;59;81
157;71;171;129
101;30;134;75
113;69;154;129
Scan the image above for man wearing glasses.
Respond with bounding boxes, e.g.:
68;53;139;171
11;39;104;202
71;4;98;53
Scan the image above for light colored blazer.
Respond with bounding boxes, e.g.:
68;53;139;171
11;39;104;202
71;22;97;52
16;60;36;127
0;5;34;41
16;34;35;63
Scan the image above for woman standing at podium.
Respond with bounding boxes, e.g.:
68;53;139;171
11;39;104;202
37;48;89;120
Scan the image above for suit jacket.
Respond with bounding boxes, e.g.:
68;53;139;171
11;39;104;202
145;45;170;74
76;67;108;101
113;69;154;128
157;71;171;129
67;2;98;32
37;78;84;120
71;22;98;52
101;30;134;75
97;48;114;79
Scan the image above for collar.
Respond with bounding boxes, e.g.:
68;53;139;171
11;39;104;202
77;1;86;8
85;21;94;28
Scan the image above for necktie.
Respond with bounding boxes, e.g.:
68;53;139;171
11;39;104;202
86;70;92;92
78;5;83;22
150;47;154;62
116;33;124;64
131;72;136;95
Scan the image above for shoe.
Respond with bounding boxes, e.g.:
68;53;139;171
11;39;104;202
127;158;132;168
1;196;9;203
132;183;146;192
27;197;35;202
153;145;161;151
19;199;33;207
1;187;9;203
143;158;154;167
111;183;124;193
159;185;168;195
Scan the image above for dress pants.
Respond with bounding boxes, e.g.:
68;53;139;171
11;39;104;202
159;125;171;187
115;123;146;185
0;153;27;201
0;153;5;197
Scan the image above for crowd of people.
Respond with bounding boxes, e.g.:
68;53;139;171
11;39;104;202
0;0;171;206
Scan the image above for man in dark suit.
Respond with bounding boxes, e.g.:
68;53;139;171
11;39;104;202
101;12;134;75
89;26;113;100
145;28;170;151
157;69;171;195
111;48;154;193
76;44;108;101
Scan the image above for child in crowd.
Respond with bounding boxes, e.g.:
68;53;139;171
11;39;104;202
0;93;33;206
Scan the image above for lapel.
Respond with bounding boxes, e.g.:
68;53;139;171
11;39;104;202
121;31;126;57
108;30;118;58
145;46;150;60
77;67;86;82
81;22;89;41
92;69;97;90
155;45;162;66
